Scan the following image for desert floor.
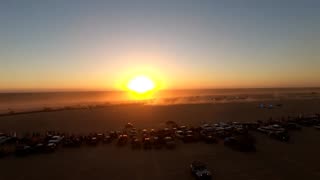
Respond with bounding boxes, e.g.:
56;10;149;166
0;99;319;180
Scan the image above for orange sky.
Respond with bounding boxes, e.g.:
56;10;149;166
1;1;320;92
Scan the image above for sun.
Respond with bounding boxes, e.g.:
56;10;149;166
127;75;155;93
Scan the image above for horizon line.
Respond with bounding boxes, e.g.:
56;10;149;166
1;86;320;94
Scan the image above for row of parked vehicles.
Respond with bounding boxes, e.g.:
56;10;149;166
256;114;320;142
0;132;65;157
200;121;257;152
1;113;319;158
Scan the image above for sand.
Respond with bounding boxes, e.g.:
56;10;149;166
0;99;320;180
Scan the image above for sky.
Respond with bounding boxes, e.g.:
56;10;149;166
0;0;320;91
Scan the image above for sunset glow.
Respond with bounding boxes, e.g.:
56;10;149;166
127;75;155;93
0;1;319;92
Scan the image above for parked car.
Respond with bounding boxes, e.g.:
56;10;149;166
103;135;112;144
183;134;195;143
63;138;81;147
166;120;178;128
0;136;10;145
242;122;259;130
117;134;128;146
152;136;162;149
87;137;98;145
129;129;138;138
190;161;212;179
96;133;104;141
179;126;187;130
284;123;302;130
164;136;175;149
125;122;134;129
175;130;184;139
143;137;152;149
131;138;141;149
15;145;33;156
33;143;46;153
46;143;57;152
109;131;118;139
142;129;148;134
268;131;290;142
203;135;217;144
48;135;64;144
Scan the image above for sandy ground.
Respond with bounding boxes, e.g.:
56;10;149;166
0;99;320;180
